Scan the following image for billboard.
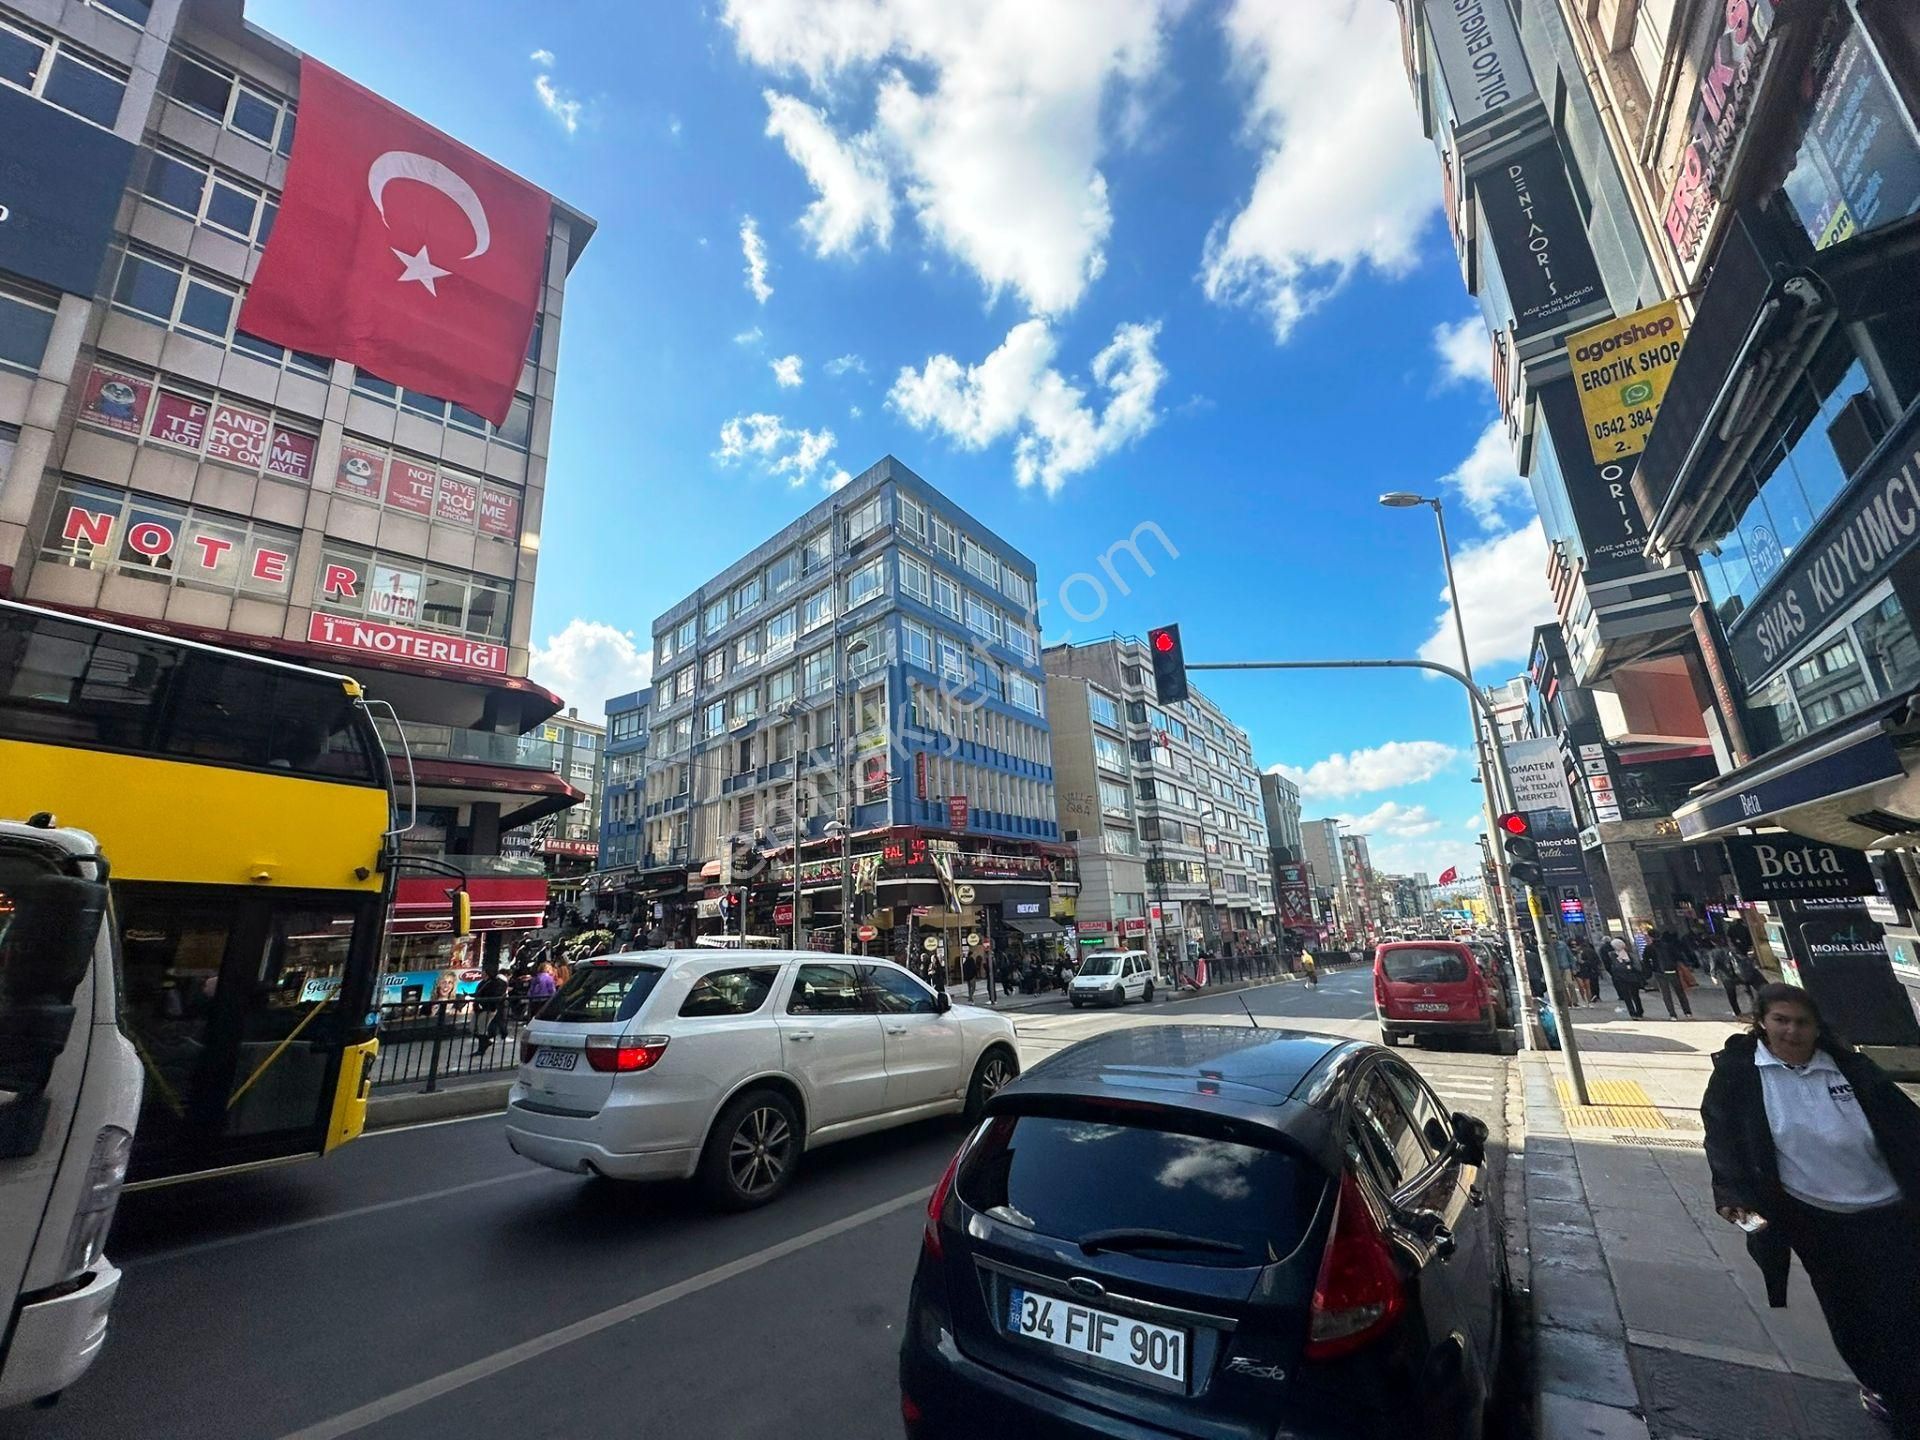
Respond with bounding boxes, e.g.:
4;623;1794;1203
1420;0;1536;129
0;86;135;296
1476;137;1605;341
1564;300;1687;462
1505;737;1588;889
1535;378;1652;582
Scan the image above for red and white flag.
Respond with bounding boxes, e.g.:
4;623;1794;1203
239;59;549;425
1437;866;1459;886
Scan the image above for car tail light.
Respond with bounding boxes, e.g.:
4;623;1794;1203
901;1390;923;1437
923;1144;964;1260
1306;1170;1405;1360
63;1126;133;1276
520;1037;537;1065
583;1034;670;1073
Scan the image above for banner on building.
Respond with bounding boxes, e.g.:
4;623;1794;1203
1476;136;1606;341
1565;300;1687;462
1505;737;1588;889
1725;833;1876;901
1535;379;1652;582
1419;0;1537;129
1785;21;1920;250
1275;861;1314;929
1662;0;1776;271
0;86;135;297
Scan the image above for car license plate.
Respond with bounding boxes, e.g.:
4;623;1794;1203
1006;1287;1185;1384
532;1048;577;1071
1413;1002;1451;1013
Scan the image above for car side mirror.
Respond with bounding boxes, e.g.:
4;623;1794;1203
934;991;952;1014
1450;1111;1489;1166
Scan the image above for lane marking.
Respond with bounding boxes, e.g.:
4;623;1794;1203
126;1169;552;1268
362;1109;505;1138
279;1185;928;1439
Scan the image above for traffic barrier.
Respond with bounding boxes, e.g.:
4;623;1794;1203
371;997;533;1092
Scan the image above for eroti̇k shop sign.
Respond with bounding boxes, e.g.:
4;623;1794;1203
1476;137;1605;341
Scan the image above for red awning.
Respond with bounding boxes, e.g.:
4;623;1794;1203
392;874;548;935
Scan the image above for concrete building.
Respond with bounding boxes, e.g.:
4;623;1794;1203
0;0;593;961
595;685;651;877
621;455;1071;955
1260;770;1304;858
1046;637;1275;954
1300;817;1345;931
1045;671;1151;953
527;705;603;863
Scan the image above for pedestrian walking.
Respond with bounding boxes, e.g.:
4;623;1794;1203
1574;936;1604;1005
469;965;508;1057
1709;941;1748;1017
1702;984;1920;1432
1604;943;1646;1018
527;960;558;1012
962;951;979;1002
1647;930;1693;1018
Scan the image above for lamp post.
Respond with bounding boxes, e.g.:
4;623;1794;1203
1379;490;1540;1048
835;636;870;955
783;700;805;949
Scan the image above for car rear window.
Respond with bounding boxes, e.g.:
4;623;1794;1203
956;1112;1320;1266
1382;947;1469;984
542;963;663;1023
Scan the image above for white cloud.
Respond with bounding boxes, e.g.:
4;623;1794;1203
825;353;867;376
530;48;555;66
1433;317;1486;390
848;403;863;418
1444;418;1529;530
529;620;653;717
715;412;839;486
740;216;774;303
1464;813;1486;830
824;468;854;492
724;0;1175;315
1418;519;1557;673
734;326;764;346
889;318;1165;493
1271;740;1462;799
1201;0;1437;340
771;354;804;387
535;75;583;134
1365;836;1477;882
1334;801;1445;838
764;90;895;255
669;115;683;138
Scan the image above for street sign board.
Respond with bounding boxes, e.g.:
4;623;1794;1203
922;935;940;952
856;923;878;942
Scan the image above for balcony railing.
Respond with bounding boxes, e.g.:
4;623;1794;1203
377;718;557;771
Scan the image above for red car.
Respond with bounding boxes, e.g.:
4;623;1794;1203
1373;941;1510;1049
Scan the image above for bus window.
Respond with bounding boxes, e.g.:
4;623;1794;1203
0;617;177;749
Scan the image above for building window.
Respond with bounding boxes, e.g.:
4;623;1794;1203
1001;567;1034;609
705;596;729;633
676;617;698;651
899;553;931;604
961;537;998;588
40;478;300;599
768;551;797;594
939;636;967;684
168;52;295;154
1791;633;1874;730
1089;692;1119;728
1094;735;1127;772
1007;671;1042;715
901;618;933;670
141;149;278;248
0;18;126;127
843;494;885;543
0;283;56;376
730;685;759;722
932;572;960;621
899;493;926;539
351;368;532;450
964;593;1002;643
931;514;958;564
703;651;725;686
1004;620;1036;662
845;556;885;610
735;631;760;666
802;649;833;696
802;587;834;634
767;668;795;708
705;700;726;735
111;248;238;341
1099;779;1131;816
766;607;796;652
801;530;832;576
313;543;509;641
734;573;763;614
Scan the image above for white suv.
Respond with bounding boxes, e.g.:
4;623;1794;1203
505;951;1020;1209
1068;949;1155;1007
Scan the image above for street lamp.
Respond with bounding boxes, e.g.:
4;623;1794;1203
782;699;806;949
1379;490;1538;1045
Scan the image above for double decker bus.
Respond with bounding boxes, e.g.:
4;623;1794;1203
0;600;397;1184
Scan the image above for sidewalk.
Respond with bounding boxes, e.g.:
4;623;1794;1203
1516;998;1887;1439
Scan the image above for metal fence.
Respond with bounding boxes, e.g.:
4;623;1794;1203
370;999;534;1091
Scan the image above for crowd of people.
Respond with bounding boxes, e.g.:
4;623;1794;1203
1520;919;1765;1021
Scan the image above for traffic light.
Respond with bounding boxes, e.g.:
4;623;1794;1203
1147;624;1189;704
448;886;472;935
1496;812;1542;887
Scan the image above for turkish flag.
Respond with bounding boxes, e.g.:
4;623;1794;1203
239;59;549;425
1437;866;1459;886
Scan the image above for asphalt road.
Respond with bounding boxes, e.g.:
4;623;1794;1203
2;969;1512;1440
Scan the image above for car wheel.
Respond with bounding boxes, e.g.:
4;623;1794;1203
698;1089;799;1211
1143;979;1154;1002
964;1048;1019;1121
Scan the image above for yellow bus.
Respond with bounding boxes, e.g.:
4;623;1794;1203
0;599;397;1185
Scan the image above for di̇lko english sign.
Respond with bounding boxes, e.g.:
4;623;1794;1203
0;87;135;298
1724;833;1876;901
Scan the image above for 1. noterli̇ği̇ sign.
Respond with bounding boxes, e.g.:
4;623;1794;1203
1728;408;1920;687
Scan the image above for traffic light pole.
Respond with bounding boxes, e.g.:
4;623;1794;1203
1185;658;1591;1101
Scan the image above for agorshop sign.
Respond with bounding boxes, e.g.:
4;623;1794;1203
1564;300;1687;462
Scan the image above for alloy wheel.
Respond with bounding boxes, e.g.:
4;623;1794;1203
728;1105;793;1196
979;1053;1015;1098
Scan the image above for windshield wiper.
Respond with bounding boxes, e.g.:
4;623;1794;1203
1077;1227;1243;1257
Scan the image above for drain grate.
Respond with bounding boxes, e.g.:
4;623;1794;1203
1610;1132;1702;1149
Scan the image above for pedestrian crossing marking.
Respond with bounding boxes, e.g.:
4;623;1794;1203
1557;1077;1670;1130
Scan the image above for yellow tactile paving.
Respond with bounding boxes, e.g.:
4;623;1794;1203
1558;1077;1672;1130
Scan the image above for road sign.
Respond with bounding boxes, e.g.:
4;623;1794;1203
955;883;976;904
856;923;878;942
922;935;940;952
964;932;979;948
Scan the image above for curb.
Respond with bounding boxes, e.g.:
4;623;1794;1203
367;1078;512;1130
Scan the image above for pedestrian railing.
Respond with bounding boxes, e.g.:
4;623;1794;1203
371;998;534;1092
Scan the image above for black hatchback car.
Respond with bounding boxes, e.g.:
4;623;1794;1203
899;1026;1503;1439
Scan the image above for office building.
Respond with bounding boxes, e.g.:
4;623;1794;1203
0;0;594;960
1045;637;1275;955
595;685;651;876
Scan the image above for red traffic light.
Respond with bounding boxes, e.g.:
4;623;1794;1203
1496;812;1530;836
1152;630;1176;652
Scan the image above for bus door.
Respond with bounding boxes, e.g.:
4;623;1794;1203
114;886;375;1181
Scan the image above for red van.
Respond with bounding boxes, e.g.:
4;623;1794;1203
1374;940;1509;1048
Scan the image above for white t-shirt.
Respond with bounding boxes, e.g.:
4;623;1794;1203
1756;1046;1902;1211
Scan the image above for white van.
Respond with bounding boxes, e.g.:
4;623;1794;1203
1069;949;1155;1007
0;818;142;1410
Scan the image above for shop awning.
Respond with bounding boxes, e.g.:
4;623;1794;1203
1004;916;1063;936
1674;694;1917;845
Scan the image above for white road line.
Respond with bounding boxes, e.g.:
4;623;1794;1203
279;1185;927;1440
126;1169;552;1268
360;1109;505;1138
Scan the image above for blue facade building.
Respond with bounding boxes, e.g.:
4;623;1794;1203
597;686;651;874
641;456;1057;882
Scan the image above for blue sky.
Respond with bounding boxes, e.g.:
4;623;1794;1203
252;0;1558;879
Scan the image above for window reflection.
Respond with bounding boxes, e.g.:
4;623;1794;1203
1859;595;1920;696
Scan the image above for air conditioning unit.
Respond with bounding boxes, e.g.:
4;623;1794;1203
1063;828;1080;842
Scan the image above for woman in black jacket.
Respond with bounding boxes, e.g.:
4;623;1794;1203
1701;983;1920;1432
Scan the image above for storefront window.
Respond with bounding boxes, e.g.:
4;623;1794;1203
1746;671;1805;753
1791;634;1874;729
